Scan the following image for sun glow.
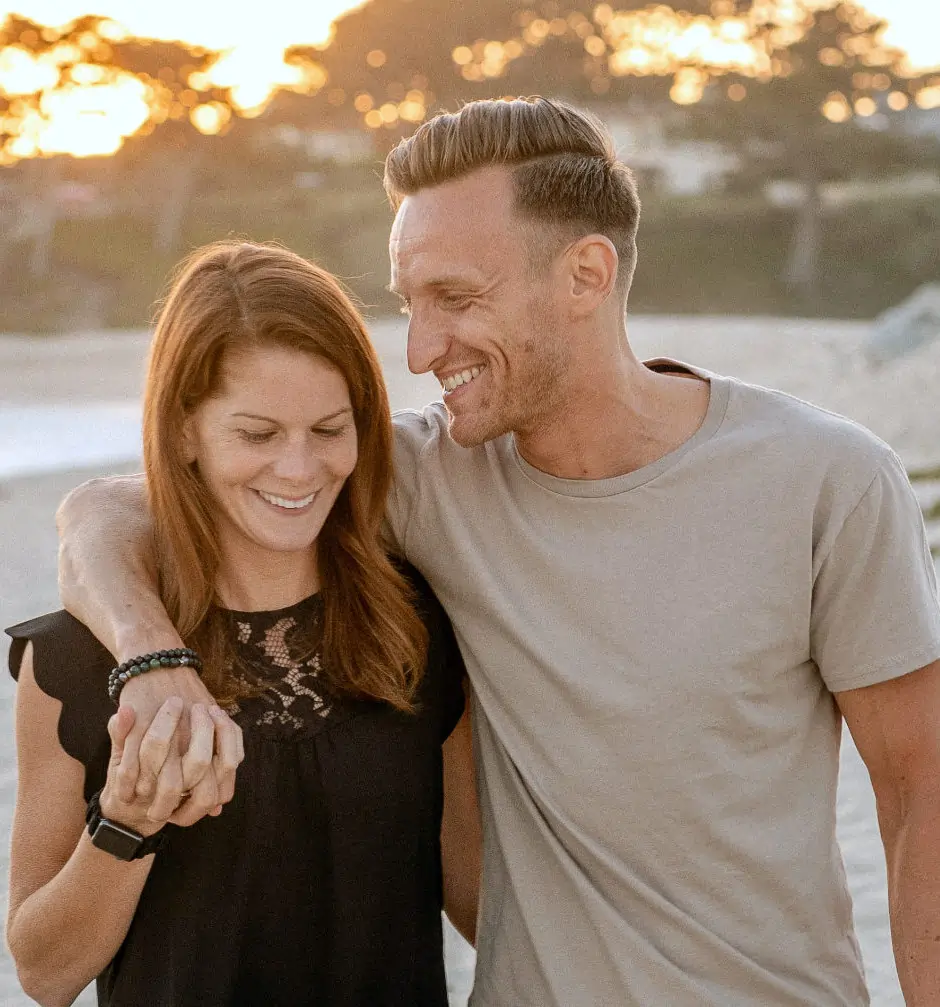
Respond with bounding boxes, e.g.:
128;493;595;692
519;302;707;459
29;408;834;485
0;1;937;164
0;0;359;161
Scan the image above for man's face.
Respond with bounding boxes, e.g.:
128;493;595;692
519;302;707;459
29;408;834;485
389;166;569;447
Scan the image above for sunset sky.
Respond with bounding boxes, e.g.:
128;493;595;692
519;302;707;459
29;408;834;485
1;1;937;162
2;1;938;69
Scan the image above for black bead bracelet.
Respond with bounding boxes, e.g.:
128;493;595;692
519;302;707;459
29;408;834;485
107;647;203;704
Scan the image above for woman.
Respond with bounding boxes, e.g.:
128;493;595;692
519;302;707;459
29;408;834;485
5;241;479;1006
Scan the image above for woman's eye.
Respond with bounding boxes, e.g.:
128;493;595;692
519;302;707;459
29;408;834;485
314;425;348;439
238;429;276;444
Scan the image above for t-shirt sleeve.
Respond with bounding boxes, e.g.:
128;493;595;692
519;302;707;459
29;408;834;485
387;406;445;560
6;610;115;798
811;451;940;692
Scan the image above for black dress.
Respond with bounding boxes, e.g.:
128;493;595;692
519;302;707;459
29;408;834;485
6;569;466;1007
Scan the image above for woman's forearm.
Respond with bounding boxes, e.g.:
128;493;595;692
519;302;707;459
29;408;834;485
8;831;155;1006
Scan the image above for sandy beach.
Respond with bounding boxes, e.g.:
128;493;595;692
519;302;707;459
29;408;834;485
1;315;937;1005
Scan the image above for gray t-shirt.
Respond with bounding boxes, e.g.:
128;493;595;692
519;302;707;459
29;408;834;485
388;361;940;1007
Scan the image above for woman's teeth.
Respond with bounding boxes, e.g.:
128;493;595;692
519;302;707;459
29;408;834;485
257;490;316;510
442;366;483;392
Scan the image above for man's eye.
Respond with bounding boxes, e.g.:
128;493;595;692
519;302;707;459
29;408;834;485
238;429;276;444
441;294;471;310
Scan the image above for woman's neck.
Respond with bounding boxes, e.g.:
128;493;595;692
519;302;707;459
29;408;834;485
214;539;320;613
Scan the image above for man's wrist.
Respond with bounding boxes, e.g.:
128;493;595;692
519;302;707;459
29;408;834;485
113;625;185;665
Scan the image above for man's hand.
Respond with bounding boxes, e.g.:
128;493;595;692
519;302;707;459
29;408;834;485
103;699;244;833
57;473;245;825
119;668;244;826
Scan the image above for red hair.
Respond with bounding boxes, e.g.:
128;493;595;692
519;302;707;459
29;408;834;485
143;241;427;709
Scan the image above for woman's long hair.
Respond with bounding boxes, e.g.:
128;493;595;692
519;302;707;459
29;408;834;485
142;241;427;710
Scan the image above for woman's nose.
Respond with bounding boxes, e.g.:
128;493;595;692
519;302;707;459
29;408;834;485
270;437;319;484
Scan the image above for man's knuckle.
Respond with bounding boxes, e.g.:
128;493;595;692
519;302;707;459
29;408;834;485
116;765;137;788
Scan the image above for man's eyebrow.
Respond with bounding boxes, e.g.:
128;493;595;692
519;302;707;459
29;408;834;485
231;407;353;424
388;278;480;297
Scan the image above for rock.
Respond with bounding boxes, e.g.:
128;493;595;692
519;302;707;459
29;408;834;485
867;283;940;365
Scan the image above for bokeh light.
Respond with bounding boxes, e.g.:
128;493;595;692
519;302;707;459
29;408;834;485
0;1;938;163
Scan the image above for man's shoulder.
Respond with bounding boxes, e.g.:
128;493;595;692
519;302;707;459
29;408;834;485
392;401;450;455
392;402;504;466
722;372;897;478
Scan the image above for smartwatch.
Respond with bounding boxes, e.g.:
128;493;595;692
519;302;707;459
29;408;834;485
85;790;166;861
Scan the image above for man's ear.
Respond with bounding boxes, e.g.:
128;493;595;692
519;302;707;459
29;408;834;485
565;234;618;316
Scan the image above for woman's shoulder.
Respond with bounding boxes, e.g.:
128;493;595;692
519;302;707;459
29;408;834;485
6;611;115;787
7;609;115;682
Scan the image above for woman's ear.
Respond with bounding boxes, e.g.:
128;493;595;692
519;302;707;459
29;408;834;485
181;414;198;464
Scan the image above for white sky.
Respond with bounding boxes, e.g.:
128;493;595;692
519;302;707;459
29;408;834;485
0;1;937;69
862;0;940;70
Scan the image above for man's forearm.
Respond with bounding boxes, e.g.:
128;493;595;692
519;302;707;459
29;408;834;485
57;473;179;658
885;799;940;1003
110;583;184;663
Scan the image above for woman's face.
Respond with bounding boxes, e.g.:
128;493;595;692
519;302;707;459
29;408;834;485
187;343;358;563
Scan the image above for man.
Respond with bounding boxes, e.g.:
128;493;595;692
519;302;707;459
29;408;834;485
57;98;940;1005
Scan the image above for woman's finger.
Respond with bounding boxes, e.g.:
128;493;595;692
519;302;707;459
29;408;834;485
147;748;185;822
106;706;138;803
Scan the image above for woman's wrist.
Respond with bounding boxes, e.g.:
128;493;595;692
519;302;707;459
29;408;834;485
97;787;166;838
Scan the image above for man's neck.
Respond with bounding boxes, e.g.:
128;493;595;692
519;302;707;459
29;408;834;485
514;355;710;481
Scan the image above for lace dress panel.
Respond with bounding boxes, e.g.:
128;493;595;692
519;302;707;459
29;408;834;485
221;595;337;741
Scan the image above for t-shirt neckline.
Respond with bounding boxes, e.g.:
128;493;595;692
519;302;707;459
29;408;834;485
510;358;729;498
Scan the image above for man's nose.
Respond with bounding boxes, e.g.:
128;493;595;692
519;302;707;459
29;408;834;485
406;313;450;376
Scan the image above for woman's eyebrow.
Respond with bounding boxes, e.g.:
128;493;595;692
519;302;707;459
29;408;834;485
231;407;353;424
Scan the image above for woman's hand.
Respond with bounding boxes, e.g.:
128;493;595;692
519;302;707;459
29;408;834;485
99;699;220;835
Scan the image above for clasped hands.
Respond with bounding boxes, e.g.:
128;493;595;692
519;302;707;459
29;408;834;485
99;667;245;835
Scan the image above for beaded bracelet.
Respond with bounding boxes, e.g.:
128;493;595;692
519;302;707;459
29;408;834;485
107;648;203;705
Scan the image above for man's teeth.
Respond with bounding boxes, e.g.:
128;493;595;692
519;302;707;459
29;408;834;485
257;490;316;510
442;366;483;392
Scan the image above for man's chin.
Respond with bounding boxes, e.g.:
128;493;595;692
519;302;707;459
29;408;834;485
445;409;504;449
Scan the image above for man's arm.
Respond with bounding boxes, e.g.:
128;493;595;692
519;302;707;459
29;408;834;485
58;473;181;661
56;473;241;823
836;659;940;1005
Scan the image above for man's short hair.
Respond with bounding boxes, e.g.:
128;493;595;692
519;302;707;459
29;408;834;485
383;96;641;296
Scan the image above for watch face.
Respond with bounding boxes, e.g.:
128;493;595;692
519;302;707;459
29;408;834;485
91;820;144;861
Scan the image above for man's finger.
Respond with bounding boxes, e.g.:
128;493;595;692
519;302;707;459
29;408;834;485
209;705;243;807
169;767;219;828
180;705;214;791
147;748;185;822
136;696;185;802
